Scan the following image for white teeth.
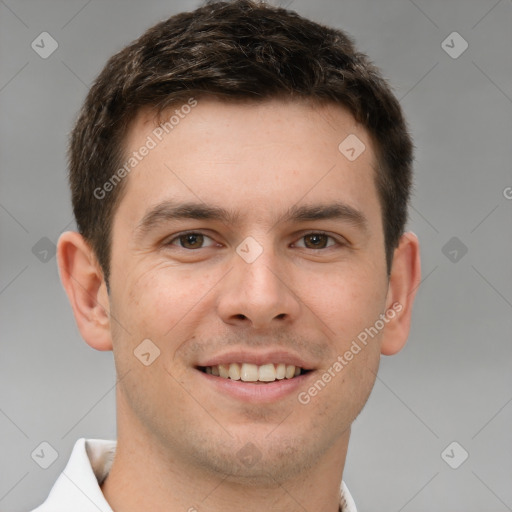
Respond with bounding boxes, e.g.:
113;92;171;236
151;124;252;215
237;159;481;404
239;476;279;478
285;364;295;379
218;364;230;378
258;363;276;382
228;362;241;380
275;363;286;380
240;363;259;382
204;362;304;382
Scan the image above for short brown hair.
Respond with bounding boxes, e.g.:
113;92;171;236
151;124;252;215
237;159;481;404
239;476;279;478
69;0;413;286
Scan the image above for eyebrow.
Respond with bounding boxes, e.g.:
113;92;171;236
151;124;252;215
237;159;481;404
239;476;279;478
134;199;368;239
281;202;368;230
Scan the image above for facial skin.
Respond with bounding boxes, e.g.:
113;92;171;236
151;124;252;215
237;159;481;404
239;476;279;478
58;98;421;512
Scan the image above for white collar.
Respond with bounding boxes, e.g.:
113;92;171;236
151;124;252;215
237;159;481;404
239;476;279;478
31;438;115;512
32;438;357;512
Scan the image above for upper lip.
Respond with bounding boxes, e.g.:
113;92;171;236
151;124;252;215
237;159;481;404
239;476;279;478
196;349;316;370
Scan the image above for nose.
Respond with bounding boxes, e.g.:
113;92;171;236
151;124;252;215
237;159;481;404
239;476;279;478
216;245;301;329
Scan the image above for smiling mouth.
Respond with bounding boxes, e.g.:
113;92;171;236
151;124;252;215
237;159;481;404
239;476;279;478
198;363;311;383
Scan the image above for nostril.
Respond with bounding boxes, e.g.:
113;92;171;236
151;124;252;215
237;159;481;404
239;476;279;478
234;314;247;320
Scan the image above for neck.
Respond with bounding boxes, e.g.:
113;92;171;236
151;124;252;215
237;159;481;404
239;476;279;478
101;397;350;511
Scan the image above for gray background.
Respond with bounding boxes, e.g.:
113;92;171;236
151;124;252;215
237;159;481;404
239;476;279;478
1;0;511;510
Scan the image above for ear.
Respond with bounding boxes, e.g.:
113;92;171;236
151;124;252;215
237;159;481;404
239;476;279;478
380;231;421;356
57;231;113;351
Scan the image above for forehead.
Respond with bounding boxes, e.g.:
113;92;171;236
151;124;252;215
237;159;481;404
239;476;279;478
117;98;381;231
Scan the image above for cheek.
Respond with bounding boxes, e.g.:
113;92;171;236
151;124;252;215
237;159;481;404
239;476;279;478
300;265;387;339
119;261;217;343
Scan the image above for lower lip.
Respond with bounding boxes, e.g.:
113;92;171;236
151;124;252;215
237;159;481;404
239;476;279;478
197;369;315;404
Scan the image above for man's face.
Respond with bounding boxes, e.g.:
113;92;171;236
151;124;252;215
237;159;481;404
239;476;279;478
108;98;391;482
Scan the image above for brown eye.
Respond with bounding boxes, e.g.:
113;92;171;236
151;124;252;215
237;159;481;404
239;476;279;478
303;233;330;249
293;232;340;250
178;233;205;249
166;232;218;251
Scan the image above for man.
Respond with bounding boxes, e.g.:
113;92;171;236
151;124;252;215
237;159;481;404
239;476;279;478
33;0;421;510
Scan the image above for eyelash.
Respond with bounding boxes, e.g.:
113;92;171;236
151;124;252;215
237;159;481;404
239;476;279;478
165;231;343;250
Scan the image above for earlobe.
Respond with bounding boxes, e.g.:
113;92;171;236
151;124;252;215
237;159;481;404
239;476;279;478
380;232;421;356
57;231;113;351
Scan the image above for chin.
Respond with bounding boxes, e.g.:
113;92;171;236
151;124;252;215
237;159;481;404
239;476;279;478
185;427;329;486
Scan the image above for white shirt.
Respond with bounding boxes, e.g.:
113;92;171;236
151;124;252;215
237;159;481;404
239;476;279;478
31;438;357;512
